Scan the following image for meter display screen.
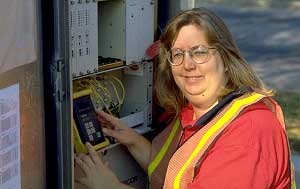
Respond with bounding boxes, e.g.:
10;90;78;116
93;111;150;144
77;99;90;111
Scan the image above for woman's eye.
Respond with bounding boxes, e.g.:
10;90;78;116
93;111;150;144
193;50;207;56
173;52;183;58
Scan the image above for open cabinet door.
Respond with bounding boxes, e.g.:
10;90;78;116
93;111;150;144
42;0;156;188
0;0;45;188
41;0;72;188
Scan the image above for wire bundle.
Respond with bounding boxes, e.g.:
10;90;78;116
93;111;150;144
73;75;125;116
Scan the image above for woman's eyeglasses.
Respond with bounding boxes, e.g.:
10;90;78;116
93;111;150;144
166;45;216;66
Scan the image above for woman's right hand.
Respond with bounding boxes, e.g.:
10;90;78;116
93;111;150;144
97;111;151;171
97;111;141;147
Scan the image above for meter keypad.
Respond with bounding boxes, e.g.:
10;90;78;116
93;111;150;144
85;121;96;142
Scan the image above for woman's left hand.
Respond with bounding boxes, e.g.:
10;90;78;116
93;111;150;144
74;142;122;189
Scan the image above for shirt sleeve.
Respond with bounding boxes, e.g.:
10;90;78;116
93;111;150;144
188;106;291;189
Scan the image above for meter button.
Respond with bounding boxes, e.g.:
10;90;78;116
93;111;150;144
87;128;91;135
89;135;94;141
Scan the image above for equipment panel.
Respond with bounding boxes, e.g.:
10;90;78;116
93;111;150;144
70;0;154;188
69;0;98;77
98;0;154;65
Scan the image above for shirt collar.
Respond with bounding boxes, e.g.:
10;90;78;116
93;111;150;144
180;102;197;128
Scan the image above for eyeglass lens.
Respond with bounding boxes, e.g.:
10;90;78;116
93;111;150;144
168;45;210;65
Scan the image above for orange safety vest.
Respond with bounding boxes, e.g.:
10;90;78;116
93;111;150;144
148;92;296;189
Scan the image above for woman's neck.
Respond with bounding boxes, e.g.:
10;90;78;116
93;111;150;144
192;99;219;120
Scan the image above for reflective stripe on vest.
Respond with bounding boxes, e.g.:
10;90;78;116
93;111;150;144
148;118;180;180
165;92;265;189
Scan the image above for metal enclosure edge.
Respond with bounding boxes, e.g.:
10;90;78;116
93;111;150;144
42;0;72;188
53;0;73;188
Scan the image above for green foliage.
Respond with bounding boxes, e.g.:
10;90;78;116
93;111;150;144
274;91;300;154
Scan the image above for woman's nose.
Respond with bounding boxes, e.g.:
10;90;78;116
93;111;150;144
182;51;196;70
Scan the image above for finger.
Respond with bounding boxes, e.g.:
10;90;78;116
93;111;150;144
79;154;96;170
99;122;114;130
97;111;120;127
86;142;101;165
102;127;121;138
100;127;113;138
98;118;115;130
104;161;113;170
96;110;111;121
101;128;114;138
75;177;89;186
97;112;129;132
74;155;91;175
95;109;108;115
98;119;110;125
104;161;109;167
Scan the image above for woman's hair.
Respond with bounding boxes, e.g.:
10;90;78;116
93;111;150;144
155;7;273;115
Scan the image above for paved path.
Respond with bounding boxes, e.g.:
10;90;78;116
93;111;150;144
201;6;300;91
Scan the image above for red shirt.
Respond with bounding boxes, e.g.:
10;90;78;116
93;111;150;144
180;102;291;189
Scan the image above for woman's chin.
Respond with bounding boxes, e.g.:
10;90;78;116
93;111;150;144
184;89;206;98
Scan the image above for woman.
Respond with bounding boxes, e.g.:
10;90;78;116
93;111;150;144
75;7;294;189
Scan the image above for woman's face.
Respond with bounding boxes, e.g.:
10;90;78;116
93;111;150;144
171;24;227;107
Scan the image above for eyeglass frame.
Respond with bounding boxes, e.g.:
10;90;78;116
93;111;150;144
166;45;217;66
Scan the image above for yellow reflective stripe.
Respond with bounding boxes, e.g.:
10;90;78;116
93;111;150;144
173;93;264;189
291;162;296;189
292;180;296;189
148;118;180;178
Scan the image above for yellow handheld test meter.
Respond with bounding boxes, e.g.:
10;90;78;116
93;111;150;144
73;89;109;154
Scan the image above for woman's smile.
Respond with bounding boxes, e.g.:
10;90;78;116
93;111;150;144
182;75;204;83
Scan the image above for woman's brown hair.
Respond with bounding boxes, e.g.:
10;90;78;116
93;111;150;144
155;7;273;115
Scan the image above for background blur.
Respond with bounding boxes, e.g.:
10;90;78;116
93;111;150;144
175;0;300;186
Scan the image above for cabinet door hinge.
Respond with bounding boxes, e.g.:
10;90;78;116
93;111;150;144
51;59;65;102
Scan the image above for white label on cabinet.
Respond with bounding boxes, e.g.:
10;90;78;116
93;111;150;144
0;84;20;189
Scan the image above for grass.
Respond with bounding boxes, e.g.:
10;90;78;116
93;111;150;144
274;91;300;154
